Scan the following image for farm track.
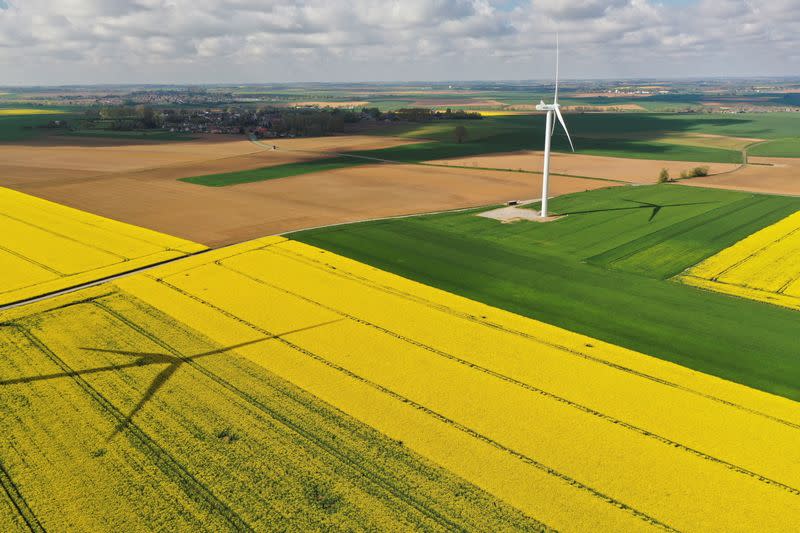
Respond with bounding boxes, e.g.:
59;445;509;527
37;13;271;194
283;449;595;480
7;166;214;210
1;322;253;532
219;260;800;497
153;275;676;531
270;243;800;432
89;299;483;533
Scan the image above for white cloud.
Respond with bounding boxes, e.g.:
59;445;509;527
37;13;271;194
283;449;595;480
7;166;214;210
0;0;797;84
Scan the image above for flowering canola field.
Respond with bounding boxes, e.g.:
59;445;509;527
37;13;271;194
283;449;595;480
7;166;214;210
0;187;206;305
0;282;539;531
101;236;800;532
0;109;66;116
681;210;800;310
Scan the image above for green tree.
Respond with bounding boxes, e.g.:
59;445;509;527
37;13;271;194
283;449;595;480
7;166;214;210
454;125;468;144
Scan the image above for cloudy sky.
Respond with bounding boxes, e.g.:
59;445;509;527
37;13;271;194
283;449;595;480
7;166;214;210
1;0;798;85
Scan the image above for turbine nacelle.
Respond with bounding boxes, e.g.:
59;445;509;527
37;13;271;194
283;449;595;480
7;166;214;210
535;102;558;111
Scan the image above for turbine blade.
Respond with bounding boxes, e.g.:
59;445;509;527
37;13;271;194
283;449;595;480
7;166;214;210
554;32;559;104
554;106;575;152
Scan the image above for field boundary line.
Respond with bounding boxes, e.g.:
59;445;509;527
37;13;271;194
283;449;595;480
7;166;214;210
153;276;678;532
272;243;800;431
219;259;800;497
680;275;800;311
0;249;210;312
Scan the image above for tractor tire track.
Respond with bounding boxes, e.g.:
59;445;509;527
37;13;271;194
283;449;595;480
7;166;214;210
0;457;45;533
3;323;252;533
219;261;800;498
153;277;678;532
270;243;800;431
91;298;504;533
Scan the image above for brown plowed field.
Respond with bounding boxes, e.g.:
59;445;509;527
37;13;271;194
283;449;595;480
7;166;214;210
0;136;616;246
681;157;800;196
428;150;740;184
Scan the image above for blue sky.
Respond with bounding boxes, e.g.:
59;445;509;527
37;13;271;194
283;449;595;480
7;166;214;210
0;0;797;85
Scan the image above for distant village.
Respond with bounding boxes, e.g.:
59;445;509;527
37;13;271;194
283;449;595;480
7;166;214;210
46;104;482;138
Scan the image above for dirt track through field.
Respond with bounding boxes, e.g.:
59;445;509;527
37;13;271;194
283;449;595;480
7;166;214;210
682;157;800;196
0;136;617;246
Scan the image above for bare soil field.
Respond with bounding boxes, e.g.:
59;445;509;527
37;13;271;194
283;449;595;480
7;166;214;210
682;157;800;196
427;150;740;184
0;134;422;187
0;135;262;173
1;147;615;246
662;133;764;151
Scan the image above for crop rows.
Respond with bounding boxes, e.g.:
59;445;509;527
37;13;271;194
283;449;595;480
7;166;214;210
0;285;542;531
682;210;800;310
0;187;206;306
114;236;800;532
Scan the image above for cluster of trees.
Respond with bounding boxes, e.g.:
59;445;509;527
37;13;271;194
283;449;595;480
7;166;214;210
659;166;710;183
272;109;350;136
85;105;161;130
361;107;482;122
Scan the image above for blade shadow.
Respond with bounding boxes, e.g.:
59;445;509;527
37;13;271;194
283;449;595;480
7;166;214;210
3;318;345;443
107;362;180;442
559;200;715;221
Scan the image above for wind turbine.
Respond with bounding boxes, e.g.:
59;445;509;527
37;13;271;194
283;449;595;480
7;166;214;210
535;33;575;218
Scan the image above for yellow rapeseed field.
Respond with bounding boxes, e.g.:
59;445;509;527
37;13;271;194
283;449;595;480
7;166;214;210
474;110;531;116
0;109;66;115
0;187;206;305
0;284;540;531
104;236;800;532
681;210;800;310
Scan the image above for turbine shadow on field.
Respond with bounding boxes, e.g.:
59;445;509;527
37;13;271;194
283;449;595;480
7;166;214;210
559;200;716;222
2;319;344;441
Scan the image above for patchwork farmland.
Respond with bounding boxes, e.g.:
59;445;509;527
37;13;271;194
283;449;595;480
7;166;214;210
1;89;799;531
292;185;800;399
3;236;800;531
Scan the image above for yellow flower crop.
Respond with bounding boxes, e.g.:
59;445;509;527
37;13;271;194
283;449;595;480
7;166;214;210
108;236;800;532
0;109;66;115
0;187;206;305
681;210;800;310
2;279;542;531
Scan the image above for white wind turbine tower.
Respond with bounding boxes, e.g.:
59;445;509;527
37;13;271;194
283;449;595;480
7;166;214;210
535;33;575;218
